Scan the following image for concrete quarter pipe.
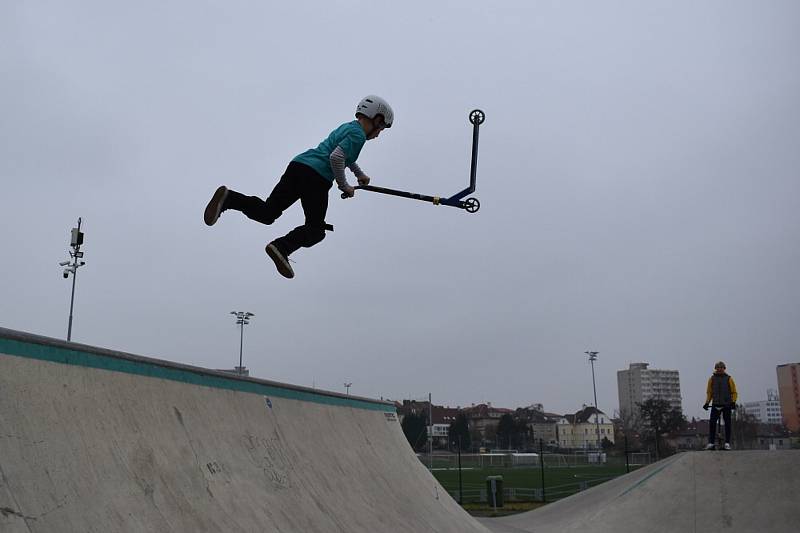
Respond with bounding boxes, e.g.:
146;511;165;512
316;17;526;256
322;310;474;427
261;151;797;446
0;328;489;533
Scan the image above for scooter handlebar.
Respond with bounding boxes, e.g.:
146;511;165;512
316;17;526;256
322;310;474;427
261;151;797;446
340;185;363;199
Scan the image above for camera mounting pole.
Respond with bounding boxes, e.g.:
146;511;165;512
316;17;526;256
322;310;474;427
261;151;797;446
342;109;485;213
61;217;86;341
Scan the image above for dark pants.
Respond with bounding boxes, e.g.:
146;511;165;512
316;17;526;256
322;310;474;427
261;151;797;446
225;162;332;256
709;405;732;444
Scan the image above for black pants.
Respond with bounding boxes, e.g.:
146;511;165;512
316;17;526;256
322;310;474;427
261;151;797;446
708;405;732;444
225;162;332;256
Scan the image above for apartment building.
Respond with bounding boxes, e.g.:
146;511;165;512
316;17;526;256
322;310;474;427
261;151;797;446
617;362;682;421
743;389;783;425
776;363;800;432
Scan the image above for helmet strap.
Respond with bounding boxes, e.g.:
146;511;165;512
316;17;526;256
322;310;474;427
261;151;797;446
366;116;385;137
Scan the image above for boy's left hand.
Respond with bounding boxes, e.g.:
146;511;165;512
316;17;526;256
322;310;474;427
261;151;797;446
357;175;371;186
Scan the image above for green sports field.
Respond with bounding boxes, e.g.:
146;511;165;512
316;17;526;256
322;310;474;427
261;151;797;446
430;460;645;503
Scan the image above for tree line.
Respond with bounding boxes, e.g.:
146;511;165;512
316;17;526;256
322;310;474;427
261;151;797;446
401;398;690;457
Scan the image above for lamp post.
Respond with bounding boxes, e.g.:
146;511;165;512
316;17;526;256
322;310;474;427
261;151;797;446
60;218;86;341
429;392;433;470
230;311;254;375
457;435;463;505
585;351;601;452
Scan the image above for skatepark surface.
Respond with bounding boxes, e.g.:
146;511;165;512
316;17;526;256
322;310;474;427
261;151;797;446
479;448;800;532
2;327;798;532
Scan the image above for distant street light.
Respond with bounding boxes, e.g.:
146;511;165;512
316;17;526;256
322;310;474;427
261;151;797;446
230;311;254;375
585;351;601;451
344;382;352;395
60;218;86;341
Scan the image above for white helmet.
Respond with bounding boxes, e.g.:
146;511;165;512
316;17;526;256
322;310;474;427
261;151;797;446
355;95;393;128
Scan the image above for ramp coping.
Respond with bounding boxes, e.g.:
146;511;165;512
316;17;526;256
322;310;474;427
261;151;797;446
0;327;394;413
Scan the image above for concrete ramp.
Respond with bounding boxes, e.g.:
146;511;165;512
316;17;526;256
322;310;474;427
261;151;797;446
0;328;489;533
482;449;800;533
3;326;796;533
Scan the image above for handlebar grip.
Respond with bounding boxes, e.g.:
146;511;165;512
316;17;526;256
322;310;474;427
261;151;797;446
341;185;363;199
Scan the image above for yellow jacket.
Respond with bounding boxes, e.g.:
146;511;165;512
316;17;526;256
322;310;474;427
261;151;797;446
705;373;738;405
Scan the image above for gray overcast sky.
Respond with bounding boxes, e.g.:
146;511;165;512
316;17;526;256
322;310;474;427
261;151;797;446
2;1;799;421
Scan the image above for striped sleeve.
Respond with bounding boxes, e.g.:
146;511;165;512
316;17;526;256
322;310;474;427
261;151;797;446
329;146;350;189
348;162;366;179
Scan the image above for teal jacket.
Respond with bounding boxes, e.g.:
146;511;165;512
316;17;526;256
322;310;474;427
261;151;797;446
292;121;366;182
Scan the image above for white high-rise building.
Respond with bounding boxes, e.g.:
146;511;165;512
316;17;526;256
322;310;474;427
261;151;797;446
743;389;783;424
617;362;682;421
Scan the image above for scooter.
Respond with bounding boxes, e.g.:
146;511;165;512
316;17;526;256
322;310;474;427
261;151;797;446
342;109;485;213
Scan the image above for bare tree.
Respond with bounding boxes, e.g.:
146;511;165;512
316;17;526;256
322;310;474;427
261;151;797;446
637;398;686;459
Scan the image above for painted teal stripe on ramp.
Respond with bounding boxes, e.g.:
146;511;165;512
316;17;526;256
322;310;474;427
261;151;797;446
0;334;393;413
617;454;682;498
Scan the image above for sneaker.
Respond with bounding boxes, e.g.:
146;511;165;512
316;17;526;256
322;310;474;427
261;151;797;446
265;243;294;279
723;443;731;451
705;443;716;450
204;186;229;226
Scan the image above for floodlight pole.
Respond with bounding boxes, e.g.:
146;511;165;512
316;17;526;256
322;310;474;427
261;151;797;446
585;351;601;452
67;267;78;341
61;217;86;342
344;382;352;395
429;393;433;470
230;311;254;374
457;435;463;505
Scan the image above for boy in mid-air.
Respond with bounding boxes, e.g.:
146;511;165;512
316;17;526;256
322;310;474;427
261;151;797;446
703;361;738;450
204;95;393;278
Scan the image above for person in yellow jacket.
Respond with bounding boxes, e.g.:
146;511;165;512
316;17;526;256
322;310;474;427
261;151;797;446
703;361;738;450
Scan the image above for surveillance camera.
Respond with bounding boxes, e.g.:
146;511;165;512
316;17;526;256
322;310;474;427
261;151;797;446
63;271;69;279
59;261;70;266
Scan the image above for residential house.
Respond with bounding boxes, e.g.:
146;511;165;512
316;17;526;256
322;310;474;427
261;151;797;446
557;405;615;450
515;406;560;448
396;400;460;448
462;403;514;448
